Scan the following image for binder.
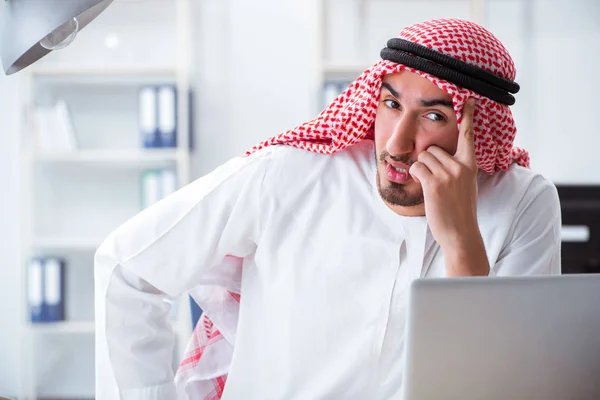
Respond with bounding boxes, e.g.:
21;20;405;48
321;79;353;109
157;85;177;148
28;258;44;323
141;168;178;209
141;169;161;209
161;168;177;198
43;257;65;322
139;86;160;148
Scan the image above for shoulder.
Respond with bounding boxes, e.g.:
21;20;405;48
178;141;373;198
477;164;560;224
262;140;374;167
259;140;375;189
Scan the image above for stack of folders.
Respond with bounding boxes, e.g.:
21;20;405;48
141;168;178;209
28;257;65;323
321;79;354;109
139;85;178;148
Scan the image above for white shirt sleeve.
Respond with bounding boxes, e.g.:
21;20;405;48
491;178;562;277
94;150;270;400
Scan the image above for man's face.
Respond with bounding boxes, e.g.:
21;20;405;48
374;70;460;215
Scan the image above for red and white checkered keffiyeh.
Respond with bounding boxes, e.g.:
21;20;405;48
175;18;529;398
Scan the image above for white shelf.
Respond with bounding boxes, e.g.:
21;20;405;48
28;66;178;85
323;61;371;78
30;148;182;165
29;321;95;334
29;65;177;76
32;237;103;251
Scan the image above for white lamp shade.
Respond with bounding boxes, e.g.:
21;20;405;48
0;0;114;75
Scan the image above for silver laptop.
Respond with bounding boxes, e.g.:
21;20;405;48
402;274;600;400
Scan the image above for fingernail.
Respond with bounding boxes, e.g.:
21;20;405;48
467;98;476;106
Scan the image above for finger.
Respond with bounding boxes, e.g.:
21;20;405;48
409;161;433;185
427;146;463;176
455;97;477;167
426;146;455;166
417;149;449;177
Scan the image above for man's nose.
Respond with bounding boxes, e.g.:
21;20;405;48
386;115;416;156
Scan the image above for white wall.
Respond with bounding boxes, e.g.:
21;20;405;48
0;64;24;396
190;0;321;177
526;0;600;183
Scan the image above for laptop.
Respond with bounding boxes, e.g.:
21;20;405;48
402;274;600;400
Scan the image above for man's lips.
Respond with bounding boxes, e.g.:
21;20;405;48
385;158;411;172
384;159;412;184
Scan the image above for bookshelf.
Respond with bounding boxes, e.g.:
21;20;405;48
17;0;194;399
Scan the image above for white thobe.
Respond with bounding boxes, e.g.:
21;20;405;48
94;140;561;400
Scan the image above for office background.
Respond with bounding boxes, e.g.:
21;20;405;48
0;0;598;398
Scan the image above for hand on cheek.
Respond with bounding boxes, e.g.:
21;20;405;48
408;98;489;276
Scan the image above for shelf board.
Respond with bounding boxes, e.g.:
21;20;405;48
29;65;177;76
26;65;179;86
29;321;95;334
30;148;182;165
32;237;103;251
323;62;371;78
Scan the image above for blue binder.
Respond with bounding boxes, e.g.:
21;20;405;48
139;86;160;148
157;85;178;148
43;257;65;322
28;258;44;323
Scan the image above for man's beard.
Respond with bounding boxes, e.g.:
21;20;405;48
375;149;424;207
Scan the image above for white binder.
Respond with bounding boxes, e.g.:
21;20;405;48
43;257;64;322
161;168;177;198
157;85;177;148
141;170;161;209
139;86;159;148
28;258;44;323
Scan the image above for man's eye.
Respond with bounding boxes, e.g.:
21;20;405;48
426;112;446;122
384;99;400;109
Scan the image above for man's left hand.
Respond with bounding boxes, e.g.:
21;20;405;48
409;97;490;276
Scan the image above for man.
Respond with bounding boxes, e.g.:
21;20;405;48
95;18;561;399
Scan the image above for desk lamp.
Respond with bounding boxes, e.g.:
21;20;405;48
0;0;113;75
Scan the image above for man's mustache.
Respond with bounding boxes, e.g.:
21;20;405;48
378;150;414;166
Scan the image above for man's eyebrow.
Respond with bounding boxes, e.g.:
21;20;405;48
419;98;454;108
381;82;454;109
381;82;400;98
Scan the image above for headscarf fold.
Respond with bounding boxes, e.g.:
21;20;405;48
175;18;529;398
